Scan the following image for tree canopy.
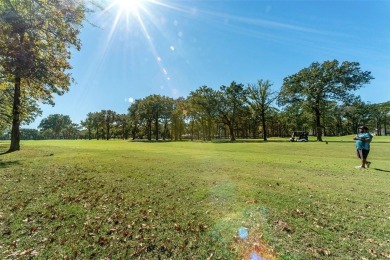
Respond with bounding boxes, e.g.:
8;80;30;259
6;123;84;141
278;60;373;141
0;0;89;152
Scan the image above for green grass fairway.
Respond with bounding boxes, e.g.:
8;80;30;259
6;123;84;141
1;137;389;259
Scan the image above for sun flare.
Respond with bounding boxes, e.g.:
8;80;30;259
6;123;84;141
113;0;145;14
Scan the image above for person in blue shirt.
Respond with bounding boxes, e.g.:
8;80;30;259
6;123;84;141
353;126;373;169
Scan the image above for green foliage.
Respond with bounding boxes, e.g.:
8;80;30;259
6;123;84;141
127;95;175;141
0;0;91;151
0;138;389;258
246;80;278;140
188;86;218;141
38;114;74;139
0;83;41;130
278;60;374;141
216;81;247;141
0;0;88;101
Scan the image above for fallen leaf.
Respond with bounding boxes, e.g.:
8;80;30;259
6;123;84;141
276;220;294;233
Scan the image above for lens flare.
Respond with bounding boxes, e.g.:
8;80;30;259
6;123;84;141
114;0;143;13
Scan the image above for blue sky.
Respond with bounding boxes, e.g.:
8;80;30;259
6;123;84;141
26;0;390;128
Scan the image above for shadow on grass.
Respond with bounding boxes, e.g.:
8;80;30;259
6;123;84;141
0;159;21;169
373;168;390;173
326;140;390;144
0;144;9;154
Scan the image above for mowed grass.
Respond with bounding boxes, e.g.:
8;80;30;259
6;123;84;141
0;137;389;259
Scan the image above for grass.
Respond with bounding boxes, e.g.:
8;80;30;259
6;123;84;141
0;136;389;259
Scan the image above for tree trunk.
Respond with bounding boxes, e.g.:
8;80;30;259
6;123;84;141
229;123;235;141
207;117;212;141
147;121;152;140
315;108;323;141
8;76;21;152
155;118;159;141
261;111;267;141
190;120;194;141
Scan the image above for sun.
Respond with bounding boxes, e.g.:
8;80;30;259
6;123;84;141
113;0;145;14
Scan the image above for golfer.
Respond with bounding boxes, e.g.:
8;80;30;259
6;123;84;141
353;126;373;169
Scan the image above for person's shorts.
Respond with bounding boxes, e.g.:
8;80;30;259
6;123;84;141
357;149;370;159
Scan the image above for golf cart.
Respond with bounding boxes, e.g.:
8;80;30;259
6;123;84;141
289;131;308;142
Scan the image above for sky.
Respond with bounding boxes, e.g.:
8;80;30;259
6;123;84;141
25;0;390;128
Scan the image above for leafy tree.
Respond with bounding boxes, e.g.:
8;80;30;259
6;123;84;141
102;110;116;140
116;113;130;140
216;81;246;141
246;80;278;141
134;95;172;141
139;96;156;140
80;112;96;140
63;123;80;139
159;96;174;140
38;114;73;139
170;97;188;141
369;101;390;136
0;85;13;131
0;82;41;131
325;102;345;136
128;99;144;140
340;99;369;134
278;60;373;141
188;86;218;141
20;128;39;140
0;0;89;152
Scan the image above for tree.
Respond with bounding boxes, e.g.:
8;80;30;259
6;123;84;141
81;112;96;140
138;96;155;140
246;80;278;141
216;81;246;141
0;84;13;131
20;128;39;140
0;82;41;131
116;113;130;140
369;101;390;136
171;97;187;141
38;114;73;139
128;99;144;140
102;110;116;140
278;60;373;141
188;86;218;141
0;0;89;152
160;96;174;140
340;99;370;134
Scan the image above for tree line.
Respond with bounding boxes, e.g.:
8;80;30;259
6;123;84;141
3;62;389;142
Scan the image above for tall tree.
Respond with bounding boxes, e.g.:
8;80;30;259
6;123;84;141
278;60;373;141
116;113;130;140
188;86;218;141
81;112;95;140
170;97;187;141
341;99;369;134
160;96;174;140
0;0;88;152
128;99;144;140
0;82;41;131
216;81;246;141
246;80;278;141
102;110;116;140
38;114;73;139
369;101;390;136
